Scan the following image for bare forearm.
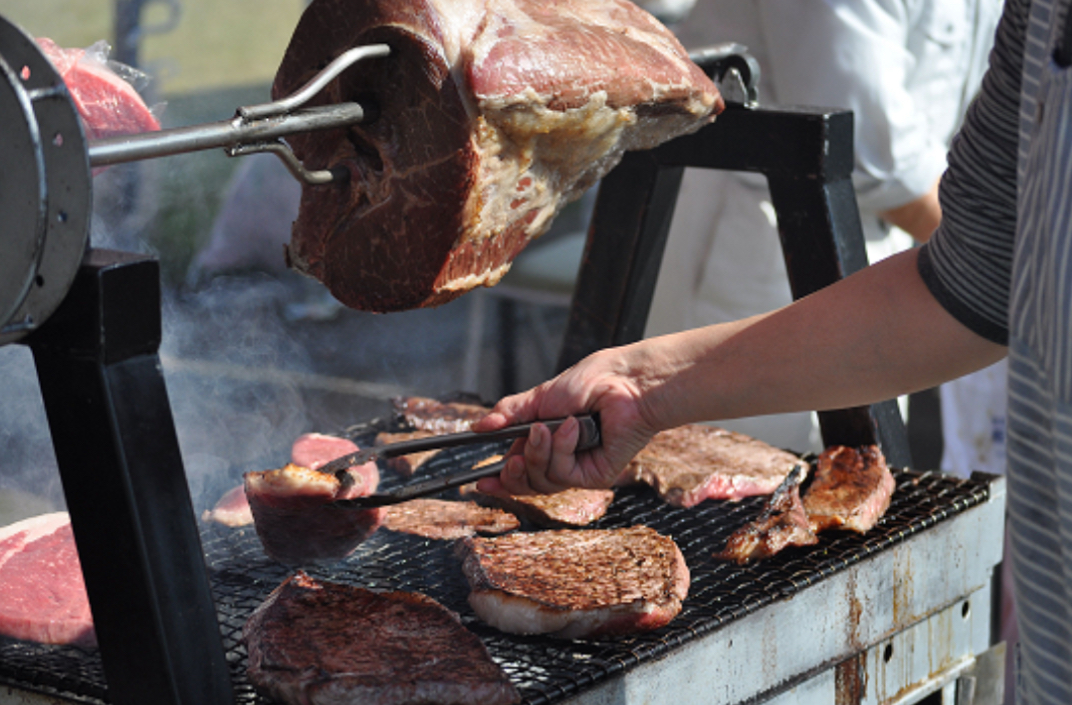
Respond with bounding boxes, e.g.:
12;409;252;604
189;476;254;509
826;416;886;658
877;179;942;243
640;249;1005;429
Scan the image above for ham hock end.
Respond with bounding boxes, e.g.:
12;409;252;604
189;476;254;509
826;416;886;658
273;0;723;312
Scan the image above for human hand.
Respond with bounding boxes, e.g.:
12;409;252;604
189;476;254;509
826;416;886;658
471;347;662;495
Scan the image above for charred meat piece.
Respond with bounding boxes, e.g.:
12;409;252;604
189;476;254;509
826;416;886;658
244;571;519;705
463;484;615;528
245;459;383;566
375;430;441;476
382;499;520;539
617;424;803;506
393;396;490;435
273;0;722;312
803;445;895;534
456;526;689;639
714;465;817;565
202;484;253;528
0;512;96;647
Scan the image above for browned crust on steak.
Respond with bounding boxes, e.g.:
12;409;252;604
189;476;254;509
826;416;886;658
464;486;615;528
375;430;441;476
244;571;519;705
803;445;894;533
393;396;490;434
456;526;689;638
382;499;520;539
714;464;817;565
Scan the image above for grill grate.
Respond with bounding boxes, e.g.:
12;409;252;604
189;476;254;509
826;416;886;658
0;418;990;704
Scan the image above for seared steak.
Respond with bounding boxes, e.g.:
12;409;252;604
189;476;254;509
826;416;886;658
272;0;722;312
245;571;519;705
464;485;615;528
245;458;383;566
393;396;490;435
382;499;520;539
803;445;895;533
375;430;441;476
617;424;803;506
0;512;95;647
715;465;817;565
456;526;689;638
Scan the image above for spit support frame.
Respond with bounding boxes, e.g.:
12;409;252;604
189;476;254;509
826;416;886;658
560;51;911;468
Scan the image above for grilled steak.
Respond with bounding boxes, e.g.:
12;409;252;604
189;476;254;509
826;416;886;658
245;433;384;565
464;485;615;528
272;0;722;312
375;430;441;476
0;512;96;647
803;445;895;533
616;424;803;507
715;465;817;565
202;484;253;527
245;571;519;705
382;499;520;539
456;526;689;638
393;396;490;435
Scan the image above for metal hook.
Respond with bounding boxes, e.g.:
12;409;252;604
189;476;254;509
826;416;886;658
229;140;348;185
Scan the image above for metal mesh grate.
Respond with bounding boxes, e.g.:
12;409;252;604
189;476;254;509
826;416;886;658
0;418;991;704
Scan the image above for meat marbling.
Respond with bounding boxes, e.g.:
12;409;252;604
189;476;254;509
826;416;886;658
244;571;519;705
456;525;689;638
0;512;96;647
617;424;804;507
272;0;722;311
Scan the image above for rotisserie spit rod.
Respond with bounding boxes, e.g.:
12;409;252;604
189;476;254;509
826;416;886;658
87;44;389;184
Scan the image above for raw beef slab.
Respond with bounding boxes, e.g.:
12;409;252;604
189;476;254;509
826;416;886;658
273;0;722;311
36;38;159;141
457;525;689;638
0;512;96;647
244;571;519;705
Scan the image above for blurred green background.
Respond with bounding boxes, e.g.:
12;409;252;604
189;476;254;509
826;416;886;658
0;0;308;284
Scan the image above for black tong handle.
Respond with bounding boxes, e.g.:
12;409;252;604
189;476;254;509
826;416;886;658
334;413;601;508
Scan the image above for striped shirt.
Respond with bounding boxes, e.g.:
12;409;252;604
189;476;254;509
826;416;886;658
919;0;1072;702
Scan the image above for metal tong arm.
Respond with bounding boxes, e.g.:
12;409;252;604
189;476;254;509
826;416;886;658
334;460;509;507
318;413;602;477
86;44;390;176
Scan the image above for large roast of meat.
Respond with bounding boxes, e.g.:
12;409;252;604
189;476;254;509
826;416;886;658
273;0;723;312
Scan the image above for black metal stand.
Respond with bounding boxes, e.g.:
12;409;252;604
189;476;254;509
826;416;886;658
557;103;912;467
23;249;234;705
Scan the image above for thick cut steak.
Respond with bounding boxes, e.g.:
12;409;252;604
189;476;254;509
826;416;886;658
456;525;689;638
0;512;96;647
245;433;383;565
245;571;519;705
202;484;254;527
617;424;803;507
273;0;722;311
803;445;894;533
375;430;441;476
464;484;615;527
393;396;490;434
36;38;159;141
382;498;519;539
715;465;817;565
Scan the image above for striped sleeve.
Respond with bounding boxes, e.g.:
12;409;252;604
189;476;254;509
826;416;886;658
916;0;1028;346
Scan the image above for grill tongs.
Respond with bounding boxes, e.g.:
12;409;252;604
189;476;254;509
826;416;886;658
327;413;602;508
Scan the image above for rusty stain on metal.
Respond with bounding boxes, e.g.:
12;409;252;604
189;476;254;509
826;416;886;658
846;570;864;651
892;544;915;629
835;654;865;705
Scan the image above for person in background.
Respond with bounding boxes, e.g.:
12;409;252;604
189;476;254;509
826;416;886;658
477;0;1065;701
645;0;1004;457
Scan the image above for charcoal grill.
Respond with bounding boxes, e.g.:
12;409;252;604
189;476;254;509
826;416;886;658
0;14;1005;705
